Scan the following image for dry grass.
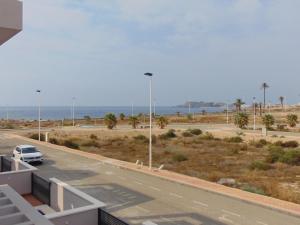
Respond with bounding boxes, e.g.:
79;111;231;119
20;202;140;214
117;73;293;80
25;128;300;204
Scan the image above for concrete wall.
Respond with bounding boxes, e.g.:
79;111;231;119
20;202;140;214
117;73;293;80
0;0;22;44
49;208;98;225
50;179;90;212
0;158;37;195
0;170;32;195
48;178;106;225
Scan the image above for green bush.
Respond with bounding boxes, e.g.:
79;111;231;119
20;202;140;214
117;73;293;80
49;138;59;145
274;141;283;146
188;129;202;136
258;139;268;146
182;131;193;137
200;132;215;140
173;154;188;162
63;139;80;149
159;129;177;140
266;146;285;163
279;150;300;165
90;134;98;140
224;136;243;143
281;141;299;148
82;140;100;148
249;161;272;171
29;133;45;141
151;135;157;144
133;135;149;143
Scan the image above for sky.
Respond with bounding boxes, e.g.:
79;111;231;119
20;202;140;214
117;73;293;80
1;0;300;106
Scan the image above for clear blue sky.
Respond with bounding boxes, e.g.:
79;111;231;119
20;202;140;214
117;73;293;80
1;0;300;106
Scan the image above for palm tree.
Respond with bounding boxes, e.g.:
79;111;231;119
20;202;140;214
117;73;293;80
129;116;140;129
261;82;270;109
156;116;169;129
119;113;125;121
104;113;117;129
234;99;245;112
279;96;284;109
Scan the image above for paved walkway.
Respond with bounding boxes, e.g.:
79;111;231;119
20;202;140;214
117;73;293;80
11;134;300;218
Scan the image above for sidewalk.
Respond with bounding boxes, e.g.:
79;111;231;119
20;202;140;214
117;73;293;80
10;134;300;217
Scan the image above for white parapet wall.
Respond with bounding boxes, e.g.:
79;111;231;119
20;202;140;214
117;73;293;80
47;178;106;225
0;157;37;195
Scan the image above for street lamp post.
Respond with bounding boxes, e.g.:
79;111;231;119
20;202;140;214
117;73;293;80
144;73;153;170
36;90;41;141
72;97;75;127
253;97;256;130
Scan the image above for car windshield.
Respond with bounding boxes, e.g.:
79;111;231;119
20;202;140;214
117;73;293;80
22;147;38;154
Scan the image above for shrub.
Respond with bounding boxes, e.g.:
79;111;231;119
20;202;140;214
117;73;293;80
188;129;202;136
224;136;243;143
49;138;59;145
63;139;80;149
173;154;188;162
133;135;149;143
234;113;249;129
90;134;98;140
242;184;266;195
182;131;193;137
159;129;177;140
200;132;215;140
287;114;298;128
151;135;157;144
187;114;193;121
84;115;91;121
29;133;45;141
266;146;285;163
281;141;299;148
249;161;272;171
262;114;275;130
274;141;283;147
82;140;100;148
279;150;300;165
258;139;268;146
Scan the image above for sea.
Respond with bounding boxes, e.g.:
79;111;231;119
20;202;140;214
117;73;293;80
0;106;225;121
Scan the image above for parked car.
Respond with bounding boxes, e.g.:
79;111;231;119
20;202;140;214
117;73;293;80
13;145;44;164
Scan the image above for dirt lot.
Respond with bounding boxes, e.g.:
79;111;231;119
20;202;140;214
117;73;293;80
25;127;300;204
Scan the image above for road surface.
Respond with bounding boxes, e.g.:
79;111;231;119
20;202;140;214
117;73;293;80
0;132;299;225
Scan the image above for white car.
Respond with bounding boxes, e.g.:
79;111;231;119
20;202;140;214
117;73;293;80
13;145;44;164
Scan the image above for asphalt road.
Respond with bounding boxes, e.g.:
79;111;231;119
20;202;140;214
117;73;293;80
0;132;300;225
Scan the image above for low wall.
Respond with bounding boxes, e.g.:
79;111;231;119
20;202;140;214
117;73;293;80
48;178;105;225
0;158;37;195
49;208;98;225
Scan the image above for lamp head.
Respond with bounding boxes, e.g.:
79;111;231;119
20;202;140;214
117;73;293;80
144;73;153;77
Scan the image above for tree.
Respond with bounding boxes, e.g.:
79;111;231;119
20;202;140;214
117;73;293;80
104;113;117;129
129;116;140;129
119;113;125;121
156;116;169;129
234;99;245;112
279;96;284;109
262;114;275;130
261;82;270;109
234;113;249;129
287;114;298;128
